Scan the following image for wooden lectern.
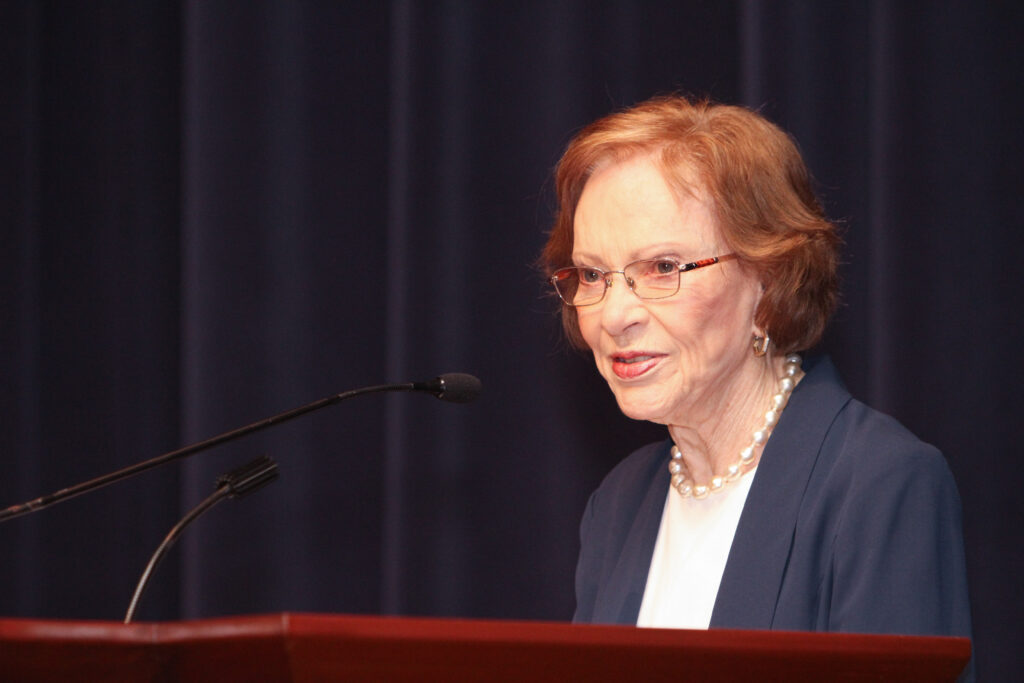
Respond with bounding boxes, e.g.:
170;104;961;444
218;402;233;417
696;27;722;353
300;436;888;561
0;613;969;682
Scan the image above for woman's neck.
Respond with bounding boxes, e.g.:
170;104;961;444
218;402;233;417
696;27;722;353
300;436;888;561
667;353;785;484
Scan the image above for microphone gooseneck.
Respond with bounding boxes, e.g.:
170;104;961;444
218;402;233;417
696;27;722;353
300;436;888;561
123;456;279;623
0;373;481;523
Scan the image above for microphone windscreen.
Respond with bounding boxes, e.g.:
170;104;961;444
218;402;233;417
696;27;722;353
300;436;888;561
435;373;482;403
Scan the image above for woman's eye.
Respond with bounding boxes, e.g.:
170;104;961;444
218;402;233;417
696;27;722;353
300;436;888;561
580;268;603;284
654;260;678;275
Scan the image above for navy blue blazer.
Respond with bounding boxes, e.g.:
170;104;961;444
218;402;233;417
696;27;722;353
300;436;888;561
574;356;972;644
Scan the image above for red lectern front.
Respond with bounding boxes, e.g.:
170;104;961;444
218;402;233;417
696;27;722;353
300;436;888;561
0;613;969;682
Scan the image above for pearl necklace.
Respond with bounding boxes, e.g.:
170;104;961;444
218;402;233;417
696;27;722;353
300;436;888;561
669;353;803;499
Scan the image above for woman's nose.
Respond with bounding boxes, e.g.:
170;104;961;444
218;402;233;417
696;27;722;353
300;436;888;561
599;273;644;335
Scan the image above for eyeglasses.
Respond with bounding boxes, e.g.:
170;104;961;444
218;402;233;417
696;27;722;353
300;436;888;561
550;254;736;307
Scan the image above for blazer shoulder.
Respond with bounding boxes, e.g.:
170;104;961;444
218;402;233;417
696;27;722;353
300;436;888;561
830;398;954;488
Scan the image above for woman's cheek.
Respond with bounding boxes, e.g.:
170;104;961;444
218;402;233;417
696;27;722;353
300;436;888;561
576;308;600;349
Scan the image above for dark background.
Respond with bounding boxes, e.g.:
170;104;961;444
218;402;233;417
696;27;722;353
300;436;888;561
2;1;1020;678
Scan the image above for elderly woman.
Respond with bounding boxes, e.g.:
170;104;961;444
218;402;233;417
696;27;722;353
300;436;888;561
544;97;972;646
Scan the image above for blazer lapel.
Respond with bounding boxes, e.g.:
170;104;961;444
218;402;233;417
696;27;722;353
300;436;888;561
709;355;852;628
591;441;672;624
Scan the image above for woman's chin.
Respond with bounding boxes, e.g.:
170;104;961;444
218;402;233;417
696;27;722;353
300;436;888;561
612;390;672;425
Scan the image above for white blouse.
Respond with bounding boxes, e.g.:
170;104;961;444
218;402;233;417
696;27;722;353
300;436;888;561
636;466;758;629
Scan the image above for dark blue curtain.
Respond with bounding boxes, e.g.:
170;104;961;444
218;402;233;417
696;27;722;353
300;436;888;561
1;1;1020;678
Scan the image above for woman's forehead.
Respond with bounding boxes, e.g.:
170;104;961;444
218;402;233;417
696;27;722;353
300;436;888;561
572;157;720;261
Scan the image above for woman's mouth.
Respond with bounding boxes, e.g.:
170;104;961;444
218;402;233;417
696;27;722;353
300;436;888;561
610;352;662;379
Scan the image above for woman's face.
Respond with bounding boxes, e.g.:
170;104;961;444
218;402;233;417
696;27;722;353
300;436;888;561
572;155;763;426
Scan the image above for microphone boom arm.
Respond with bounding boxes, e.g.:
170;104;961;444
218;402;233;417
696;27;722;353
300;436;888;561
0;382;414;523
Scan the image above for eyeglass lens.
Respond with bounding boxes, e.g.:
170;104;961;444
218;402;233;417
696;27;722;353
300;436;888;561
553;259;681;306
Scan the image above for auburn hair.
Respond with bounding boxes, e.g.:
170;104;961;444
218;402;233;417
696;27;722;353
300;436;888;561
542;95;840;353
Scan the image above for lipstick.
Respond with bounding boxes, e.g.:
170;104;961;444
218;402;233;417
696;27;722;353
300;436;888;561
610;351;663;379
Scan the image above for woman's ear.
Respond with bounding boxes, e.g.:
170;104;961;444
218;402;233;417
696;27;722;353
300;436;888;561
750;280;766;335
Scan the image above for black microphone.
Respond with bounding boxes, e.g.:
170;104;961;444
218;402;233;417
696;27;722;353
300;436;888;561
0;373;481;523
412;372;482;403
123;455;280;623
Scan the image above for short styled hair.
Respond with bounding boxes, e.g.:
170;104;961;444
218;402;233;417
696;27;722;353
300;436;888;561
542;95;840;353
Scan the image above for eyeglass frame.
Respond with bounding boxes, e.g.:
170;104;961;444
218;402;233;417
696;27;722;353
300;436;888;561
550;253;737;307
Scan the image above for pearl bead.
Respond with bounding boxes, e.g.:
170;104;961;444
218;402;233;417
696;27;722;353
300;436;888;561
666;354;801;500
